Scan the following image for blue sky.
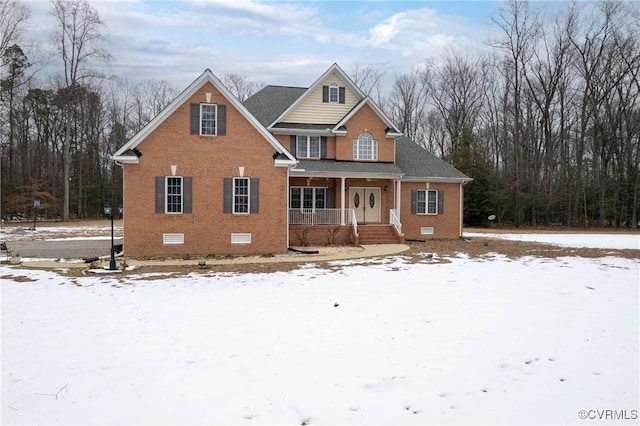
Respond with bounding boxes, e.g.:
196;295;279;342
28;1;505;89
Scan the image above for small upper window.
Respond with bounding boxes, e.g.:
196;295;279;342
329;82;339;103
296;135;320;159
353;132;378;160
201;104;217;135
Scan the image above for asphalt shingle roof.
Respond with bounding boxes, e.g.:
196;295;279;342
244;86;469;181
243;86;306;127
395;136;471;180
295;159;403;176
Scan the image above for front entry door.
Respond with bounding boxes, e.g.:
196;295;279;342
349;187;381;223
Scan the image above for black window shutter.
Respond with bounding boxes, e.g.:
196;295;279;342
320;136;327;159
183;177;192;213
190;104;199;134
217;105;226;135
322;85;329;103
339;87;345;104
326;188;333;208
411;190;417;214
155;176;165;213
437;190;444;214
250;178;259;213
290;135;297;157
223;178;232;213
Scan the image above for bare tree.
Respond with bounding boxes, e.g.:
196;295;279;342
349;62;385;105
219;73;263;102
50;0;111;220
489;0;542;226
426;49;489;156
387;68;430;143
0;0;30;60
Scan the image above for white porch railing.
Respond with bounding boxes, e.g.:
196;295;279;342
289;208;355;226
390;209;402;235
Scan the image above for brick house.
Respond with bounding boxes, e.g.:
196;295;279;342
113;64;471;257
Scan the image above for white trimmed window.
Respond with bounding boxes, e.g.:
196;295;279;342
233;177;250;214
166;176;183;213
329;82;339;103
290;187;327;210
416;189;438;215
296;135;320;159
353;132;377;160
201;104;217;135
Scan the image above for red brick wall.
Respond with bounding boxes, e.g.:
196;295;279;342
122;82;289;257
336;104;394;162
400;182;463;239
289;225;353;246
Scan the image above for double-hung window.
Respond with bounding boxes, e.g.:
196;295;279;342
201;104;217;135
233;177;249;214
190;103;226;136
156;176;192;214
353;132;377;160
296;135;320;159
329;82;339;103
166;176;183;213
416;189;438;215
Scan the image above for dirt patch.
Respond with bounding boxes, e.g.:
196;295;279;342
406;237;640;260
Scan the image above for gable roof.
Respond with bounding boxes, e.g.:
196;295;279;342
266;63;366;129
113;69;296;166
395;137;472;182
333;97;402;137
243;85;306;127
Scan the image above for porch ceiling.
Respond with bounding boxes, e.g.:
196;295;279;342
291;159;403;179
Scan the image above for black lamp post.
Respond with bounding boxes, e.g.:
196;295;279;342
104;204;117;270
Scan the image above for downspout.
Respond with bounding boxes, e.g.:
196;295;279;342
115;160;125;249
459;182;464;237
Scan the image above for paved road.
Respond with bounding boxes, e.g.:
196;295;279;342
8;238;124;259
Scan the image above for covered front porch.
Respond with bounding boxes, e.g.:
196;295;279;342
287;162;405;246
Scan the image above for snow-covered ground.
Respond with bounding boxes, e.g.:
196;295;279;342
2;234;639;425
464;231;639;250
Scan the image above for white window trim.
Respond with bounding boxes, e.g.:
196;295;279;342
233;177;250;215
165;176;183;214
416;189;438;215
200;103;217;136
353;132;378;161
329;82;339;103
296;135;321;159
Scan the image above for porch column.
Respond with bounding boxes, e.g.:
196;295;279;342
396;179;402;217
340;177;346;225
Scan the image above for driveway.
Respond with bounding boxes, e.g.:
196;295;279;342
8;238;124;259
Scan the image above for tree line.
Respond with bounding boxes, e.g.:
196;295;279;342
1;0;638;228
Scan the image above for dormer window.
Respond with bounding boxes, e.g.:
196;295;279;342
329;83;339;103
353;132;377;160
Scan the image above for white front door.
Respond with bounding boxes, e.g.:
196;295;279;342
349;187;381;223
